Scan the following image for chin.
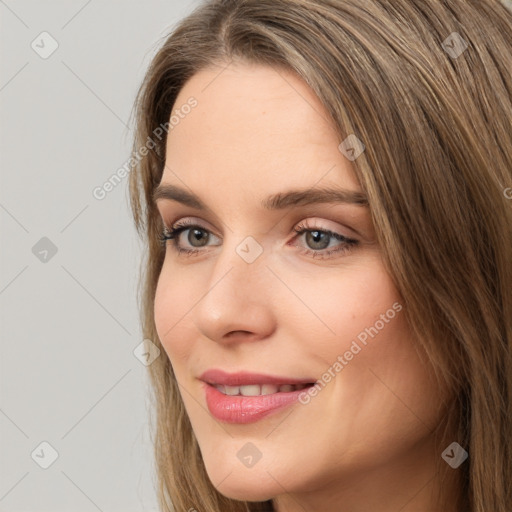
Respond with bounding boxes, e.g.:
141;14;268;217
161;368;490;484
215;482;276;502
205;465;280;502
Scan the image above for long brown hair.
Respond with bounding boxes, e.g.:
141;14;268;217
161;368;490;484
128;1;512;510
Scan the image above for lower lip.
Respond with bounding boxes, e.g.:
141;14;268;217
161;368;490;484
203;382;308;424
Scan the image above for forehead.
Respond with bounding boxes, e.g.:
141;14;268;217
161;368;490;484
163;62;360;196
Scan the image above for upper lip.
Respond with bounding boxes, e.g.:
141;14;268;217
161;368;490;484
199;369;315;387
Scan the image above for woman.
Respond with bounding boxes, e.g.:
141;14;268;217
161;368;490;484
128;1;512;511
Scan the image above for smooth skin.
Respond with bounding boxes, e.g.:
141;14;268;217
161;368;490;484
153;61;460;512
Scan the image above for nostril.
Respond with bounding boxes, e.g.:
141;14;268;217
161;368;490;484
225;330;253;338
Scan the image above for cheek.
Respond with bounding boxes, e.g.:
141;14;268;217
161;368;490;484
325;263;422;373
153;265;195;366
297;256;404;359
295;258;442;422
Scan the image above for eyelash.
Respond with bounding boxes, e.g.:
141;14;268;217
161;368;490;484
158;218;359;260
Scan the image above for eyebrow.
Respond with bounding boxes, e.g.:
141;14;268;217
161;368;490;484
153;184;368;209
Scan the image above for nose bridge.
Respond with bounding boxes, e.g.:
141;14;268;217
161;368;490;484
210;232;269;308
192;232;276;341
212;228;269;288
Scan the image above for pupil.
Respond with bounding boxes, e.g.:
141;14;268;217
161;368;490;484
307;230;329;250
188;228;208;247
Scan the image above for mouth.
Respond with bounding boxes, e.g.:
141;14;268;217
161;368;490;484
199;369;317;424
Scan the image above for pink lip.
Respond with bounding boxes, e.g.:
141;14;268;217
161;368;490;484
199;369;316;424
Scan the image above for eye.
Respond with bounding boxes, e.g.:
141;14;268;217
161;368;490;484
290;220;359;260
158;218;359;260
158;218;220;257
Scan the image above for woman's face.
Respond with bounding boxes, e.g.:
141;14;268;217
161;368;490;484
154;63;450;510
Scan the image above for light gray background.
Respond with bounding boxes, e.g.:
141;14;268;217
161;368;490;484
0;1;199;510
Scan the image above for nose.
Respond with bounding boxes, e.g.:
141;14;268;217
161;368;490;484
192;239;277;345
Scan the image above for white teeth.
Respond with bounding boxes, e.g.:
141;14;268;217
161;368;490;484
261;384;279;395
239;385;261;396
214;383;309;396
224;385;240;396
